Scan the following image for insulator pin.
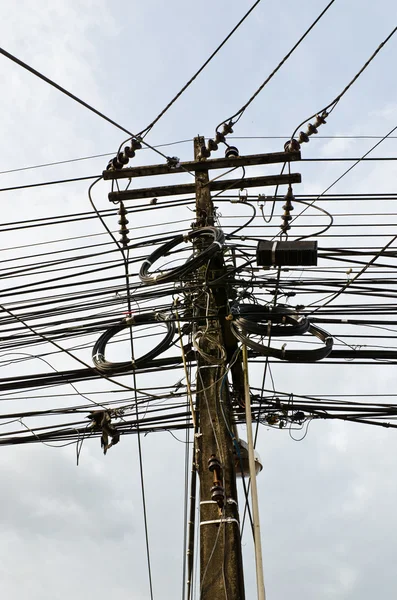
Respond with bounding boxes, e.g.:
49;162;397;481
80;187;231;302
208;455;221;472
124;146;136;159
207;138;218;152
222;121;234;135
306;123;318;135
118;202;130;248
225;145;239;158
199;145;211;159
106;137;142;171
117;152;129;165
284;139;301;153
280;187;295;234
211;484;225;508
298;131;309;144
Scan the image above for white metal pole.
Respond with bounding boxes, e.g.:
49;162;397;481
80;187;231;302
242;344;266;600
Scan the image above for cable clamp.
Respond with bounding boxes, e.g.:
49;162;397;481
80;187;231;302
125;315;135;324
200;518;239;526
226;498;238;506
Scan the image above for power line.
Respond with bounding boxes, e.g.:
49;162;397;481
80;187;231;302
216;0;337;131
0;174;100;193
0;139;192;176
3;138;397;177
289;123;397;228
290;26;397;141
0;47;181;166
138;0;262;138
0;47;135;136
4;156;397;195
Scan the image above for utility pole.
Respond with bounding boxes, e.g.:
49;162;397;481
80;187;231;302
193;136;246;600
104;139;301;599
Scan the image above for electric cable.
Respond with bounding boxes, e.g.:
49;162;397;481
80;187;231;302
139;227;225;285
216;0;336;133
0;46;181;166
92;312;175;373
289;124;397;228
289;26;397;143
138;0;262;138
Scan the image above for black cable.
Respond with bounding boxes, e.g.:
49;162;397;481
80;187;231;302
139;227;225;285
0;47;180;166
138;0;262;138
290;124;397;230
0;47;136;135
216;0;336;131
0;139;192;176
290;26;397;141
0;174;100;193
92;313;175;373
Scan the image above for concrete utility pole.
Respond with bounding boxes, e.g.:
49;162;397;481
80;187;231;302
193;136;246;600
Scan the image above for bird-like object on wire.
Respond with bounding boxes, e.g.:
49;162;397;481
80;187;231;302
86;410;120;455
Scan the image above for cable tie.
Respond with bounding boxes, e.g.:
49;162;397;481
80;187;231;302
200;500;218;505
142;259;152;267
125;316;135;324
200;518;239;526
213;241;223;250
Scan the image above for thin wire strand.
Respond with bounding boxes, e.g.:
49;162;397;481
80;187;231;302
217;0;336;130
138;0;262;138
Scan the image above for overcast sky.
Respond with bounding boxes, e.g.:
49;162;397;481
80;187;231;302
1;1;397;599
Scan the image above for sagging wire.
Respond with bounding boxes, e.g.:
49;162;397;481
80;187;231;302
18;418;82;449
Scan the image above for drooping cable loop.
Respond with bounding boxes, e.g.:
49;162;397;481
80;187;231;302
139;227;224;285
92;312;175;373
232;304;310;337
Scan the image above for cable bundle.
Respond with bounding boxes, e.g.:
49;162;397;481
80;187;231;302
233;304;310;336
92;312;175;373
230;303;333;362
139;227;224;285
